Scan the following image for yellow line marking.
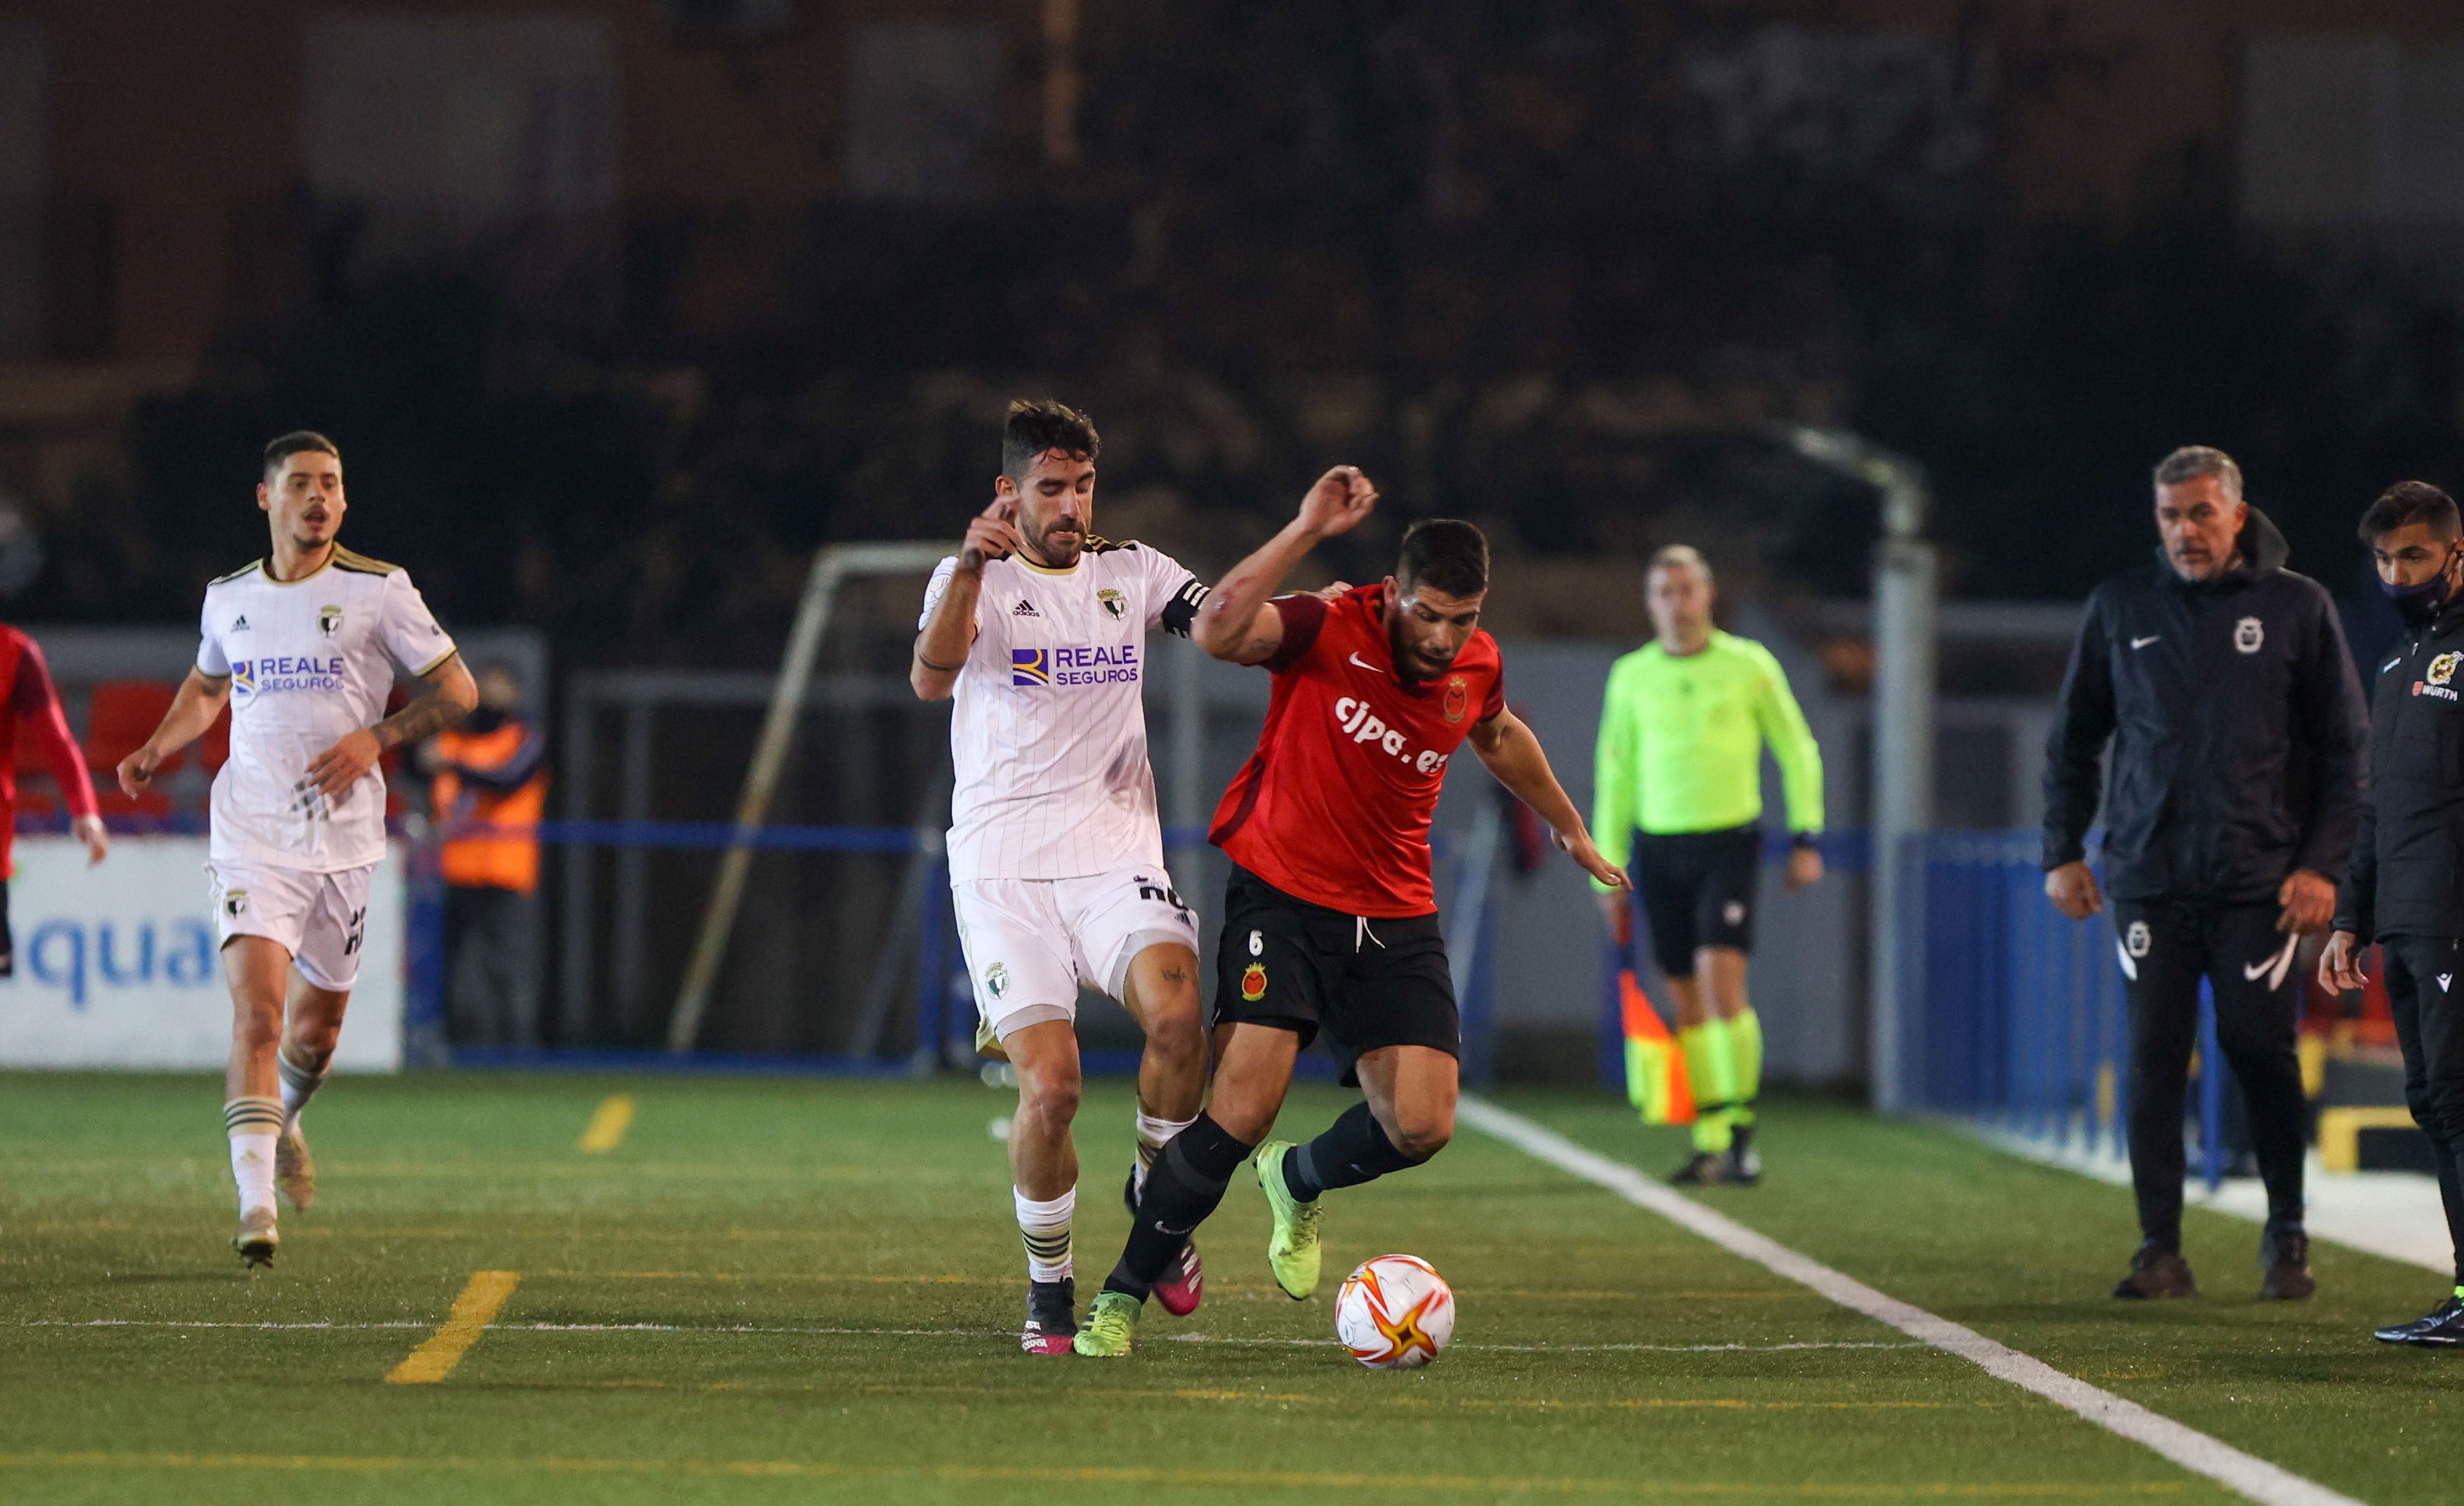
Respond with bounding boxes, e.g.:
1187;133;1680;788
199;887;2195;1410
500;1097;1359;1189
384;1271;521;1385
577;1096;635;1154
0;1450;2191;1494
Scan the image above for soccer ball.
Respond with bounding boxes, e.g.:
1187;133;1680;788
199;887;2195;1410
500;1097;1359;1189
1334;1254;1455;1369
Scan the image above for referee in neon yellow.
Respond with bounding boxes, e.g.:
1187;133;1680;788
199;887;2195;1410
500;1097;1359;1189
1593;545;1825;1185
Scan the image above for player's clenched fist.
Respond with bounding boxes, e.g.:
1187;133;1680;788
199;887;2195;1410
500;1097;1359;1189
116;745;163;798
1296;466;1378;539
959;495;1025;573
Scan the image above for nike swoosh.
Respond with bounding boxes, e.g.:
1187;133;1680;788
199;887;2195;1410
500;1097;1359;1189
1348;652;1383;673
2384;658;2403;674
2130;635;2160;650
2241;960;2273;980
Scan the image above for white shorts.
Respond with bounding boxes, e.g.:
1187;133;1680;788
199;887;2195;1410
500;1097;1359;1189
951;864;1201;1041
207;861;374;993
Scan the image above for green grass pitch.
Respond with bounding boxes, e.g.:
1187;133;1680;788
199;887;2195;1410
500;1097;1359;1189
2;1070;2460;1504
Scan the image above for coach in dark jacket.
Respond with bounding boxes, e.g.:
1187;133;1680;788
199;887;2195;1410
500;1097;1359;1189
2043;445;2367;1302
2323;480;2464;1347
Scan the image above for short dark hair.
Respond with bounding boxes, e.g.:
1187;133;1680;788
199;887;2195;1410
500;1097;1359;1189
1002;400;1099;479
263;430;341;478
1397;519;1489;599
2152;445;2242;496
2359;480;2462;544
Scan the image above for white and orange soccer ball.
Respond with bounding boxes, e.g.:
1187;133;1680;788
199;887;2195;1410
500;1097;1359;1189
1334;1253;1456;1369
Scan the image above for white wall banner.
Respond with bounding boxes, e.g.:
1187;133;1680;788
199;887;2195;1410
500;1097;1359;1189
0;835;404;1071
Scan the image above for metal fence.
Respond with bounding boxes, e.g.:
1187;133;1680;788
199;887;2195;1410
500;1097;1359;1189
1899;830;2234;1188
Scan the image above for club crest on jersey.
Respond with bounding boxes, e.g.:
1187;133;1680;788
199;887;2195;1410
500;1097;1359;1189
223;889;248;917
2234;616;2263;655
985;962;1009;1000
1442;673;1469;724
1241;962;1268;1001
2432;652;2460;687
318;605;343;637
2126;921;2151;959
1097;587;1127;621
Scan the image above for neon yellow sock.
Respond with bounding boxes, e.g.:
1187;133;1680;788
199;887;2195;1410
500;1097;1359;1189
1728;1008;1763;1130
1679;1021;1735;1153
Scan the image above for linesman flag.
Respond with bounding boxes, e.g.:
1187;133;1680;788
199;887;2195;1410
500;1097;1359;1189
1610;942;1694;1125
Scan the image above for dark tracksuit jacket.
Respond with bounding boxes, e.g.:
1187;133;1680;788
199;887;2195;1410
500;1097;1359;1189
2042;509;2367;1246
2334;584;2464;1281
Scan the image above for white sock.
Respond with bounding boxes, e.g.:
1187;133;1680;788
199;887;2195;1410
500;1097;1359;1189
1132;1110;1196;1202
1015;1187;1074;1284
277;1046;328;1129
224;1096;283;1219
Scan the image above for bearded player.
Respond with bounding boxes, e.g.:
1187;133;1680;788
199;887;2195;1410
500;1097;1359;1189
1073;470;1629;1355
912;400;1210;1354
118;432;475;1266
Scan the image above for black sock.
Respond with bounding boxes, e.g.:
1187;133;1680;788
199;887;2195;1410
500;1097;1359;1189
1283;1102;1427;1202
1104;1114;1253;1300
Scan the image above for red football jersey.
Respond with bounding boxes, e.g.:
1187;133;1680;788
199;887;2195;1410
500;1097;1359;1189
1210;583;1505;917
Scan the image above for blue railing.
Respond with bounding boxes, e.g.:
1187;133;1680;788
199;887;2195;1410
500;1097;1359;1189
399;819;1488;1077
1903;830;2231;1189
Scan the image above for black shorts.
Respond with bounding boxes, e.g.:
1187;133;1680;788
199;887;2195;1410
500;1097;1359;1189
1212;864;1459;1087
1629;825;1761;977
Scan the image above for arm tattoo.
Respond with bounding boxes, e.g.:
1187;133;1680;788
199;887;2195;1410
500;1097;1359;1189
373;680;471;751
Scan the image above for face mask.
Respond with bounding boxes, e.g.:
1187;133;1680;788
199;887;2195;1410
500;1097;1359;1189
2384;549;2460;623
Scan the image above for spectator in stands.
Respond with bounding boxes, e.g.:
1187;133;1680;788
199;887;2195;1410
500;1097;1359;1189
0;627;108;972
419;663;546;1046
2042;446;2365;1303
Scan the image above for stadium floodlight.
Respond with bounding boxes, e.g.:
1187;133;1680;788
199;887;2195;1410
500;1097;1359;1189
1767;424;1936;1114
667;540;955;1054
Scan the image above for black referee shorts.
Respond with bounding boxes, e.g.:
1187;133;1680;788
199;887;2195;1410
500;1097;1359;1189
1211;864;1459;1087
1629;825;1761;978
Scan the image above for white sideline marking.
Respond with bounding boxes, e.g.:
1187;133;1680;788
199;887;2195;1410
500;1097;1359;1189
1458;1098;2364;1506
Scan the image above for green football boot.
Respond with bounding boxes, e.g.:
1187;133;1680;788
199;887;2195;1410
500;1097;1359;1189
1254;1141;1323;1300
1072;1290;1140;1357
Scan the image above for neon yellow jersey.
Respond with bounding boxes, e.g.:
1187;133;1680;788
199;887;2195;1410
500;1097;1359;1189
1591;630;1825;884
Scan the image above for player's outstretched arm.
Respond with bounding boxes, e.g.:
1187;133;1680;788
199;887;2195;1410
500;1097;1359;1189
118;666;233;800
1192;465;1377;665
912;495;1022;700
1467;707;1631;893
303;655;477;800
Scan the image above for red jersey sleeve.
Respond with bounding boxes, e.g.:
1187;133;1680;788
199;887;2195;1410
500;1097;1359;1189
11;638;97;818
1481;665;1505;722
1261;593;1330;673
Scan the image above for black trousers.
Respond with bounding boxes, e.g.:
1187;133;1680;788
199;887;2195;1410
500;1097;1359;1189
2379;935;2464;1284
2112;898;2307;1249
445;885;541;1048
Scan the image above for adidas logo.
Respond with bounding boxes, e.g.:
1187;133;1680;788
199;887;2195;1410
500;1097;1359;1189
1013;599;1039;617
230;615;250;632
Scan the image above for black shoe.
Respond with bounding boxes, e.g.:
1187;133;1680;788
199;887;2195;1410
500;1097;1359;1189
2258;1224;2314;1301
1021;1277;1076;1355
2113;1241;2198;1299
2374;1296;2464;1347
1723;1127;1763;1186
1670;1152;1726;1186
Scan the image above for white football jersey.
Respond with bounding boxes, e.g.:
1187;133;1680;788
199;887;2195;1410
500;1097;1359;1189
921;541;1208;881
196;547;458;873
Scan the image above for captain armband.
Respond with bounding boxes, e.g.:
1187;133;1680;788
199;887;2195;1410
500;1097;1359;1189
1160;579;1211;638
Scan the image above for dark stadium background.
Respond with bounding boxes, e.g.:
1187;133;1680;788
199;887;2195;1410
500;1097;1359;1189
2;1;2461;1071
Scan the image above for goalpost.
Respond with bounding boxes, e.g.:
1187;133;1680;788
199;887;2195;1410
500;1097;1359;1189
665;541;954;1053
